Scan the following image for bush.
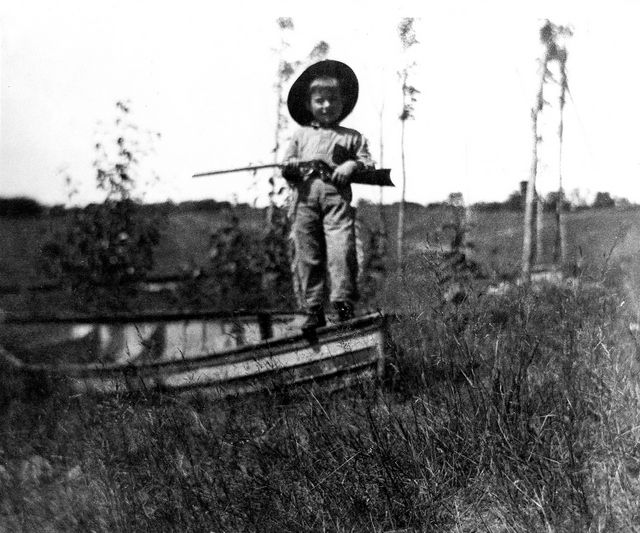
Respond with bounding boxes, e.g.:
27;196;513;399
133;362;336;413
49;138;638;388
42;200;161;309
40;101;162;311
177;209;296;311
0;197;44;218
593;192;615;209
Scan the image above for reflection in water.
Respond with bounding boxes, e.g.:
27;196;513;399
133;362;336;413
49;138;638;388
0;317;295;366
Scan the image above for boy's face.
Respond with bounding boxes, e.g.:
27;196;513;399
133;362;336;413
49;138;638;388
307;87;343;126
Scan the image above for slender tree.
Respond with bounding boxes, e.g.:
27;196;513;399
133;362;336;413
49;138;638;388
554;46;569;264
396;18;419;265
535;187;544;264
269;18;297;228
522;20;571;283
378;100;385;206
377;100;388;251
522;31;548;282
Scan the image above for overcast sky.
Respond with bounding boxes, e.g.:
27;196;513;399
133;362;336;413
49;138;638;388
2;0;640;207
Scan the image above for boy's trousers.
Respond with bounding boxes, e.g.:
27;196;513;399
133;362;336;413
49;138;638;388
290;177;358;311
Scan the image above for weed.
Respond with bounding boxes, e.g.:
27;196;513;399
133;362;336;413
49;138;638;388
3;254;640;531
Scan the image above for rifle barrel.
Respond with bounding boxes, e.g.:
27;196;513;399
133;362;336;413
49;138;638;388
192;163;281;178
192;164;394;187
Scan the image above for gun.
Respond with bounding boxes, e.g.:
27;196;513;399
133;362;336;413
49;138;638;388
193;161;394;187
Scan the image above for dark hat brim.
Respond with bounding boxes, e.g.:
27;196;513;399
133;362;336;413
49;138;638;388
287;60;359;126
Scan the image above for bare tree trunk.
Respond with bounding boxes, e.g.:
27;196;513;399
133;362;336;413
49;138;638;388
522;110;539;283
378;102;387;233
378;102;385;208
397;116;407;265
522;62;546;284
555;70;568;265
268;59;286;230
396;19;418;267
535;194;544;265
376;102;388;264
554;127;566;264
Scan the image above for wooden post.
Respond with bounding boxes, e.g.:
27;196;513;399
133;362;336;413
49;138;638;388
257;312;273;340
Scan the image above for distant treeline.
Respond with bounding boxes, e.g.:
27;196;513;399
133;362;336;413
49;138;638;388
0;197;252;218
0;197;46;217
428;189;629;212
0;190;632;219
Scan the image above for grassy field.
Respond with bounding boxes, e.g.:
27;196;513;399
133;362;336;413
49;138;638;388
2;262;640;531
2;204;640;291
0;205;266;288
2;205;640;531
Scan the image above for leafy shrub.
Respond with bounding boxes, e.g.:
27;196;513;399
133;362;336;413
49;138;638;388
41;101;162;311
178;208;296;311
41;200;161;309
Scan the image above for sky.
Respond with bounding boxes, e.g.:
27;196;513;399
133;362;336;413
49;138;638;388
2;0;640;207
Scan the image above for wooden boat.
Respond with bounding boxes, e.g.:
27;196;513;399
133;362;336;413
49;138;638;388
0;312;390;397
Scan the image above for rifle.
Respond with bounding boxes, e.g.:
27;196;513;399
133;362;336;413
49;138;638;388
193;161;394;187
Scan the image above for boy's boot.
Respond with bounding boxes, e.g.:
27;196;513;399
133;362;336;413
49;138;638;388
332;301;354;322
301;307;326;332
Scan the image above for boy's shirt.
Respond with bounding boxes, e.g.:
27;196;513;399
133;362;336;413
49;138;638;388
283;123;375;173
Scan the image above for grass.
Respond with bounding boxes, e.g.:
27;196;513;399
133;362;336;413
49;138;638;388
2;204;640;530
4;204;640;287
0;205;264;289
4;204;640;317
2;248;640;531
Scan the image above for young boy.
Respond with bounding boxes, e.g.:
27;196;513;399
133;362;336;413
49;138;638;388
282;60;375;331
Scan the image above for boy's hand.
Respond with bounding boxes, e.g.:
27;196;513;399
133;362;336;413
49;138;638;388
282;159;302;182
332;160;358;186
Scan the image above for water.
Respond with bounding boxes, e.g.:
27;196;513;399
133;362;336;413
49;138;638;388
0;315;299;366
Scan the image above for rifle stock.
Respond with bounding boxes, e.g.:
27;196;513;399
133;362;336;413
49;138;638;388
193;162;394;187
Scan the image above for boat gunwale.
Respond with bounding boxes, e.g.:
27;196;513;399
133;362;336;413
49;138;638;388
152;345;381;392
1;309;298;325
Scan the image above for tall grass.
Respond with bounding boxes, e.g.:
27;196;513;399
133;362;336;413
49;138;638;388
2;253;640;531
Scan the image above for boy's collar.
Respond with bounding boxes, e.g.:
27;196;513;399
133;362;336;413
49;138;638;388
310;120;339;129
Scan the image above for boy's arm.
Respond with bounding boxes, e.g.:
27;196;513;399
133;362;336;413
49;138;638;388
282;130;300;164
353;134;375;171
281;131;302;181
332;133;375;185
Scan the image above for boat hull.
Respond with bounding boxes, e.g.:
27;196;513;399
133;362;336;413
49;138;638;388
1;313;389;397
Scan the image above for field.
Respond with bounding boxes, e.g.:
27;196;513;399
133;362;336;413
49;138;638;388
2;205;640;531
2;204;640;306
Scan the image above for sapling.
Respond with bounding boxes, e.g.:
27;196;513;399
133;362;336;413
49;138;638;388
397;17;419;265
41;101;162;310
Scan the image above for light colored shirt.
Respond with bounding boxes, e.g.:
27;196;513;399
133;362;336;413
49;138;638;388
283;123;375;171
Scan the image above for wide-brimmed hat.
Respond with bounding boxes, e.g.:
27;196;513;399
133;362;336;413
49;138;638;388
287;60;359;126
